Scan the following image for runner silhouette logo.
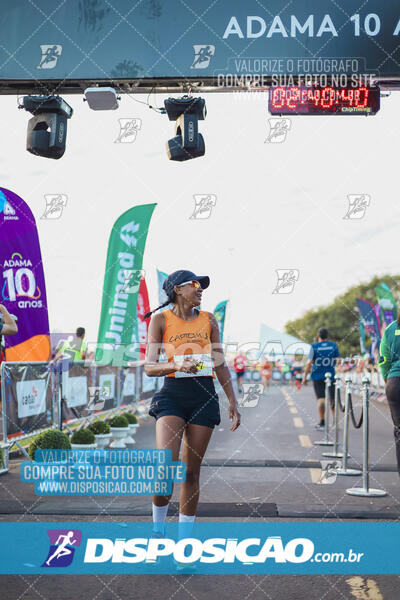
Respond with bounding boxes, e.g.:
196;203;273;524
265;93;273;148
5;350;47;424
37;45;62;69
239;383;264;407
42;529;82;567
190;45;215;69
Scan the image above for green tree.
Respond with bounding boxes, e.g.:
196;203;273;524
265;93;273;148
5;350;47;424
284;274;400;357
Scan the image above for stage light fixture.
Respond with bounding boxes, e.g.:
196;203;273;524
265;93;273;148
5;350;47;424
83;87;120;110
20;95;73;159
164;96;206;161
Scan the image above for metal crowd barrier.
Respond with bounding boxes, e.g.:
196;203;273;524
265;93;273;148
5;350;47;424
344;368;385;389
345;376;387;497
312;372;388;496
314;373;334;448
239;368;294;384
1;360;58;471
322;374;345;459
336;376;362;477
0;359;162;473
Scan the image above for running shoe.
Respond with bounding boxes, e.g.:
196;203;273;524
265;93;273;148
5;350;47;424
314;421;325;430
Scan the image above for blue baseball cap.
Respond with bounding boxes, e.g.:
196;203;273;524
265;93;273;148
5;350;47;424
163;270;210;297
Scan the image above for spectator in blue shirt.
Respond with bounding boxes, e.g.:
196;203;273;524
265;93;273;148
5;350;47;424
302;328;340;430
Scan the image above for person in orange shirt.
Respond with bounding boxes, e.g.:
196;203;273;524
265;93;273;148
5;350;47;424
260;359;272;390
144;270;240;565
233;353;247;393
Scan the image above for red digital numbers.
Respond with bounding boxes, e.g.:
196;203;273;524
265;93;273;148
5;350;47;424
269;86;375;114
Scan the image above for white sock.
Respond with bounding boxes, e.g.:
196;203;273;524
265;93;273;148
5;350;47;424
152;502;169;534
178;513;195;541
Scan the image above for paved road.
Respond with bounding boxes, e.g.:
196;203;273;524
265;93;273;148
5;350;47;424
0;382;399;598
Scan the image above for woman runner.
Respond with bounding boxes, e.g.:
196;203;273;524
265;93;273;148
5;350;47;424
143;270;241;565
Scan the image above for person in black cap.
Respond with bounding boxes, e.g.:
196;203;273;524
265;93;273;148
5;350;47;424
144;269;241;551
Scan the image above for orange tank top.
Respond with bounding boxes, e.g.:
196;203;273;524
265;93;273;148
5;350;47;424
162;309;216;378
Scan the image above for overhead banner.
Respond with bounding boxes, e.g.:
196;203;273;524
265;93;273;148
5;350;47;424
1;1;400;80
0;188;50;361
137;276;150;360
356;298;381;356
375;282;397;326
96;204;156;367
214;300;228;342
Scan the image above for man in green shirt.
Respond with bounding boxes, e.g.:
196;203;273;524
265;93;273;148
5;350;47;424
378;320;400;477
56;327;87;361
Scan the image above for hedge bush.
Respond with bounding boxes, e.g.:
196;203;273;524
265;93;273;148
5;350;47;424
71;428;96;445
109;415;129;428
29;430;71;460
122;412;138;424
89;420;110;435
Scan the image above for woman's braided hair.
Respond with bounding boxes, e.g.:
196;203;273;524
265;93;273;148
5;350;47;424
143;291;176;320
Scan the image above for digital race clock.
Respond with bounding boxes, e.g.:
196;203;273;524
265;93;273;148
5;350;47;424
268;85;380;115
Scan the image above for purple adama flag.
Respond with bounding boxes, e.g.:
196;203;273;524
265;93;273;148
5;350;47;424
0;187;50;361
356;298;381;356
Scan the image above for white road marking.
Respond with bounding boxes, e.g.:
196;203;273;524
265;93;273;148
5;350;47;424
346;576;383;600
309;468;322;483
299;435;312;448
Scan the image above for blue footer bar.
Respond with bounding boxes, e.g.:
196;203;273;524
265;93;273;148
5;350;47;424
0;522;398;574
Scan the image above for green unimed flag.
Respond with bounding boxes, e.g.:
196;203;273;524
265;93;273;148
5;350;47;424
214;300;228;341
375;282;397;326
96;204;156;366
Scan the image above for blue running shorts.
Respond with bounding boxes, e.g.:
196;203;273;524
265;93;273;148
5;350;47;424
149;376;221;429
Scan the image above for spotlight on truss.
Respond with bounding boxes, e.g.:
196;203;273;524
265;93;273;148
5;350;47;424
20;95;73;159
164;95;206;161
83;87;120;110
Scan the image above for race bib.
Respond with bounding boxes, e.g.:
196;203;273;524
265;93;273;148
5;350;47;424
174;353;213;378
